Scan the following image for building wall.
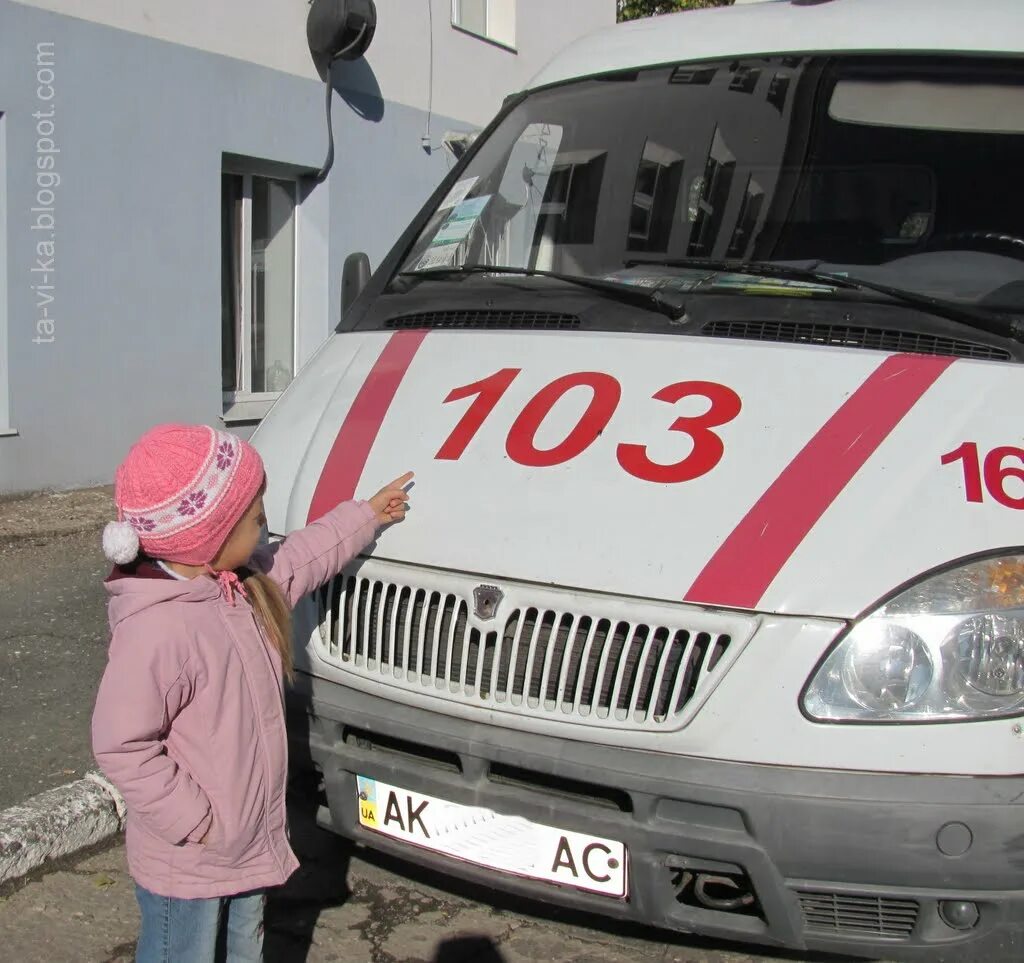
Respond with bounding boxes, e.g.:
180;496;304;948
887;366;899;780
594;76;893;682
0;0;615;493
10;0;612;125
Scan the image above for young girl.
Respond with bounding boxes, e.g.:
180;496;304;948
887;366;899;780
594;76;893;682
91;423;411;962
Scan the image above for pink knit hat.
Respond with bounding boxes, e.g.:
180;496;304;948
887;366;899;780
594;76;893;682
102;423;265;566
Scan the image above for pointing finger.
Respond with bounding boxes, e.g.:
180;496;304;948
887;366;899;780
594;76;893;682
387;471;415;490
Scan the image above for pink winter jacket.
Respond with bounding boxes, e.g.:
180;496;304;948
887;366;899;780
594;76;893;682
91;500;378;899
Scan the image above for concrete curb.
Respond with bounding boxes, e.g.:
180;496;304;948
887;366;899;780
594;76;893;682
0;772;125;886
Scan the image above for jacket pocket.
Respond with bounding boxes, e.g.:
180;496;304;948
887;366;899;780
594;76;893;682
201;789;263;866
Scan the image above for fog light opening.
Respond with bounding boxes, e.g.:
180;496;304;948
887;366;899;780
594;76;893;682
669;865;760;917
939;900;980;931
695;873;756;911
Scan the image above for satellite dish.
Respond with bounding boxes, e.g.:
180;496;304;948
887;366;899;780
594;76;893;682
307;0;377;69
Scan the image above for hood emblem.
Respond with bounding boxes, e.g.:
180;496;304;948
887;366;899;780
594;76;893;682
473;584;504;621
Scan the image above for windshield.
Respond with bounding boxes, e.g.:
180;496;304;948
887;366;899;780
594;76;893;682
398;55;1024;308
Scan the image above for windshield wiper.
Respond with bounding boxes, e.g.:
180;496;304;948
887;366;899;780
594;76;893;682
397;265;688;321
627;258;1024;342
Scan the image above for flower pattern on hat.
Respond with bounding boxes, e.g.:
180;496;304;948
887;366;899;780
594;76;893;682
177;491;208;516
216;441;235;471
127;514;156;533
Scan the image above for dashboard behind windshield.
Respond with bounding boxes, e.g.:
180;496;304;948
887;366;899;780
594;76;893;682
398;55;1024;307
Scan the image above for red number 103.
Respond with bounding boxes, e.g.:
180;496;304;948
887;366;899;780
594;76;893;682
436;368;742;484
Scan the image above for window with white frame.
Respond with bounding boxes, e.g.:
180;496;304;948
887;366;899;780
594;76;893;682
451;0;516;50
221;172;297;408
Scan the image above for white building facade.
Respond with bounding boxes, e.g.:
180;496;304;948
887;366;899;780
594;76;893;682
0;0;614;492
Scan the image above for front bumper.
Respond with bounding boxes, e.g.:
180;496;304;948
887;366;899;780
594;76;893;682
289;672;1024;961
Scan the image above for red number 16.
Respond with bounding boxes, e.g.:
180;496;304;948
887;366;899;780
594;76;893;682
435;368;742;484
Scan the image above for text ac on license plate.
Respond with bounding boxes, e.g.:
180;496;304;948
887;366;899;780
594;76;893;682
356;776;628;898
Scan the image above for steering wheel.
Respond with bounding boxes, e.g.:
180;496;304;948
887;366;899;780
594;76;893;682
922;230;1024;261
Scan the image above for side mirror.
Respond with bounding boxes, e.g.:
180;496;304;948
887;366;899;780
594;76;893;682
341;252;372;317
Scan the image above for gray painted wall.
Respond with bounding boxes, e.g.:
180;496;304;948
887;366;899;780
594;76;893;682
0;2;489;492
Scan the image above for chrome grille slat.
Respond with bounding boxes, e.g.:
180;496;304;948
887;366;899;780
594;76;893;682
459;603;475;691
375;583;389;675
360;580;373;668
426;590;442;684
589;620;622;719
555;615;585;709
344;576;357;661
317;572;747;732
473;627;490;696
607;622;641;720
570;617;601;714
647;629;681;721
499;610;529;704
538;611;567;710
398;587;413;677
520;610;545;708
485;619;505;703
628;627;659;719
440;594;456;688
413;589;429;679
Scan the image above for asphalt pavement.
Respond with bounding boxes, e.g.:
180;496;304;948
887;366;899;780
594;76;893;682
0;487;113;808
0;794;855;963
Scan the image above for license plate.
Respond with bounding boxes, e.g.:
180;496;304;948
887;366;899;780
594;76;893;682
356;776;628;898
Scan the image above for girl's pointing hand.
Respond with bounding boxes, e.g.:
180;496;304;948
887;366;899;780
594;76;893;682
369;472;414;524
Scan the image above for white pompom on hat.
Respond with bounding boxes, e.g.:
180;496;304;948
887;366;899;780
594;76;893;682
102;519;140;565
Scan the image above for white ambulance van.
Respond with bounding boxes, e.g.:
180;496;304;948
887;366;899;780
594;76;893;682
252;0;1024;957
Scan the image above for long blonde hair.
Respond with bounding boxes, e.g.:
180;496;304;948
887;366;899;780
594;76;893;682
243;570;294;682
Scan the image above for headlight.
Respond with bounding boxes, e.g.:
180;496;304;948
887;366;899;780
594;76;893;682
803;555;1024;722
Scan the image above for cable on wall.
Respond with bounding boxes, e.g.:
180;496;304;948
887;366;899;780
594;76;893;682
423;0;435;152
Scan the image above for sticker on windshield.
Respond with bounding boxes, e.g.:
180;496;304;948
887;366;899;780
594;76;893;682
415;195;493;271
712;274;836;296
437;176;479;212
416;243;463;271
602;274;704;293
601;274;665;289
432;197;490;246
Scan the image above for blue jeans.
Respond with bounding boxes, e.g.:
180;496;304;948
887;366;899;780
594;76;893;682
134;884;265;963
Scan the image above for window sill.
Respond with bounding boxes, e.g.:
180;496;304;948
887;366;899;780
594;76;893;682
221;397;279;425
450;23;517;53
0;427;19;438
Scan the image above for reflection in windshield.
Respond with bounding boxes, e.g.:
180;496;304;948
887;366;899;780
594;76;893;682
399;56;1024;306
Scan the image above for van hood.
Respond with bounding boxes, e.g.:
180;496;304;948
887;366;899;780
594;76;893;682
252;329;1017;620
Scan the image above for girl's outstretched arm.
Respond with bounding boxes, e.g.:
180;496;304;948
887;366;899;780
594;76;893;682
251;472;412;608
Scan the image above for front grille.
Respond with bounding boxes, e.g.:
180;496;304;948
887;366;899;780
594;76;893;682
702;319;1010;361
317;571;745;732
384;310;580;331
797;890;919;939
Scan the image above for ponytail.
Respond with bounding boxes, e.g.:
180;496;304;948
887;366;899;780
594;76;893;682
243;570;294;682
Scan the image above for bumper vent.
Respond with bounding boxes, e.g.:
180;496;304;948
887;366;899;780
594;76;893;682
701;319;1010;361
316;570;749;732
797;890;919;940
384;310;580;331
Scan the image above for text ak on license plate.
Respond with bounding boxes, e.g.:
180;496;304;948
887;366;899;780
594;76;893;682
356;776;628;898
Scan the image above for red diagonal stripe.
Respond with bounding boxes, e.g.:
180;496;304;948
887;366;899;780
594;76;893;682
306;330;428;523
683;354;955;609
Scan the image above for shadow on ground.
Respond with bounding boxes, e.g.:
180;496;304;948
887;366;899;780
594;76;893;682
348;844;863;963
264;776;353;961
